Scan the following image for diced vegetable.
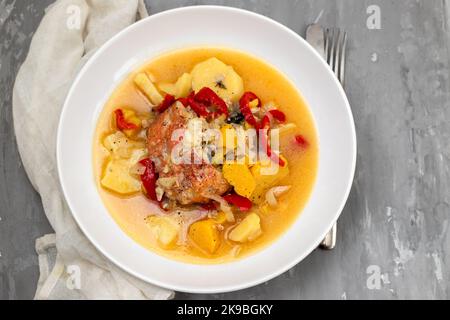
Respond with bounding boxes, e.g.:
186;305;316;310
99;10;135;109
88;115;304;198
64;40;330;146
260;128;286;167
101;158;142;195
250;155;289;203
265;185;291;207
103;131;144;159
295;134;309;148
222;163;256;198
146;216;180;248
189;219;221;254
134;72;163;105
114;109;142;137
156;94;175;113
158;73;192;98
239;92;261;129
229;213;262;243
189;87;229;118
139;158;158;201
191;57;244;102
214;212;228;224
260;109;286;129
278;123;297;138
223;194;252;212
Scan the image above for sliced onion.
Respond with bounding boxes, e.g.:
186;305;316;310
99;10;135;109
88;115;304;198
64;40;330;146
203;194;235;222
230;245;241;257
265;186;291;208
278;123;297;135
265;189;278;207
272;185;291;196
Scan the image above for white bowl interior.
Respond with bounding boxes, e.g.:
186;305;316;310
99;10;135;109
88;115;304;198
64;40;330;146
57;6;356;293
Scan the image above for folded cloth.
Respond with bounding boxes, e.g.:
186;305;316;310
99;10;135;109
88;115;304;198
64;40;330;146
12;0;174;300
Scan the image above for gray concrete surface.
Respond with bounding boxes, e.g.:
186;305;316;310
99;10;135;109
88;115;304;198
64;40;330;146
1;0;449;299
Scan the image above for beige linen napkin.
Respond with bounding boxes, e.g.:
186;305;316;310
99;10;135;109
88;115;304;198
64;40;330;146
12;0;174;300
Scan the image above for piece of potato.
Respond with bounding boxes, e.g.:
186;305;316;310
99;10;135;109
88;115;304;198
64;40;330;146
134;72;163;105
229;213;262;243
250;155;289;203
103;131;144;159
191;57;244;102
189;219;221;254
158;73;192;98
146;216;180;248
222;163;256;198
101;158;142;195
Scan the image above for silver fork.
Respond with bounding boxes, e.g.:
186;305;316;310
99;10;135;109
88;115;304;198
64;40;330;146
306;24;347;250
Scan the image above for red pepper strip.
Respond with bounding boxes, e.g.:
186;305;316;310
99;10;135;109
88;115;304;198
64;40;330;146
295;135;309;148
268;109;286;122
156;94;175;113
194;87;229;118
200;202;217;211
177;93;191;107
239;92;261;129
187;99;210;117
260;109;286;129
223;194;252;212
114;109;138;130
186;92;210;117
139;158;158;201
260;128;286;167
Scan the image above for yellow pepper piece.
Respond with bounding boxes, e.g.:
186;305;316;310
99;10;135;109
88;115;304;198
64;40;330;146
189;219;221;254
250;155;289;203
222;163;256;198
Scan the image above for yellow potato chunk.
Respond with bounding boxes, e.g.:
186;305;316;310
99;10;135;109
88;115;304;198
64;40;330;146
146;216;180;248
250;156;289;203
134;72;163;105
101;159;141;195
222;163;256;198
158;73;192;98
229;213;262;243
189;219;221;254
191;57;244;102
103;131;144;159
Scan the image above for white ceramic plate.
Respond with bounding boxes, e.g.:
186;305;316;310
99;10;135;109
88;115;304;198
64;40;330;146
57;6;356;293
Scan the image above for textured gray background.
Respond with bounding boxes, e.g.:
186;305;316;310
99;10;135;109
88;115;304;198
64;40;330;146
1;0;449;299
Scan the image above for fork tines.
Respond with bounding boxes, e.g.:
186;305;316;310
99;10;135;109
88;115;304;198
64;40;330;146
324;28;348;87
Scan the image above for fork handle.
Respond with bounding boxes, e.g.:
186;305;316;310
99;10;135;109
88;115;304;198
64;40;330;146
320;223;337;249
